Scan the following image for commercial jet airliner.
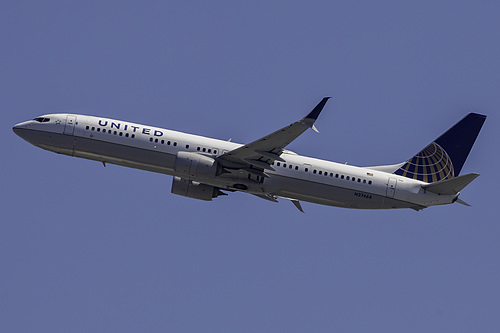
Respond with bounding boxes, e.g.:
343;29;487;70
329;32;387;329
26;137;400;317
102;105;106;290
13;98;486;212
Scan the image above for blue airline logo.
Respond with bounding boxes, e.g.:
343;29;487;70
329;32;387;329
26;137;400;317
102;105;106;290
98;120;164;137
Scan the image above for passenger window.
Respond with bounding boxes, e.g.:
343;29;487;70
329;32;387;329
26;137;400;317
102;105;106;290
155;138;158;143
150;138;153;142
346;176;350;180
313;170;317;174
305;168;309;172
161;140;164;144
131;134;135;138
369;180;372;185
97;128;100;132
277;162;281;166
126;133;129;137
208;149;211;153
202;148;206;152
186;145;190;149
341;175;344;179
167;141;171;145
283;164;287;168
173;142;177;146
214;150;218;154
86;126;89;130
119;132;123;136
295;166;298;170
289;165;292;169
91;127;95;131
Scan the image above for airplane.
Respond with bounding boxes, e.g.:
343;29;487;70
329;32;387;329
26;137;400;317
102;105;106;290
13;98;486;212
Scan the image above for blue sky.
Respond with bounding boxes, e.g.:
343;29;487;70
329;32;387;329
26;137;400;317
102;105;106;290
1;1;499;332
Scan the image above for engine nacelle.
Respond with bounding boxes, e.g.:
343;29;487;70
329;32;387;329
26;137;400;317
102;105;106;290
171;176;224;201
174;151;217;180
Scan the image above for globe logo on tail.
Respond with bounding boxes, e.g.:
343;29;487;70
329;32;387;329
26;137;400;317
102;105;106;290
395;142;454;183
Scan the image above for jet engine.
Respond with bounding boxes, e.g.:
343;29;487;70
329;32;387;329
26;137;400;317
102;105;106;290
171;176;226;201
174;151;218;180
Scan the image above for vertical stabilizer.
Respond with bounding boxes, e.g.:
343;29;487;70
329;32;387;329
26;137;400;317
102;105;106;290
394;113;486;183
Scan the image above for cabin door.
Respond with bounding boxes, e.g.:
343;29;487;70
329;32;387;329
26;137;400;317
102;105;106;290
64;115;76;135
386;178;397;198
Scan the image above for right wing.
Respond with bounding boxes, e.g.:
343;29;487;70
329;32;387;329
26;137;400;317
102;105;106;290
216;97;331;176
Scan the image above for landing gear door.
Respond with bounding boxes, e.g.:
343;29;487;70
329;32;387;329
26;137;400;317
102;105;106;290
386;177;397;198
64;115;76;135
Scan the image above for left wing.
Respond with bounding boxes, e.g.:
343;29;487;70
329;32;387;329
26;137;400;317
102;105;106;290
216;97;330;176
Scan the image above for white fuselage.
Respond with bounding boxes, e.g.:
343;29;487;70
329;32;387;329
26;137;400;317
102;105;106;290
13;114;459;210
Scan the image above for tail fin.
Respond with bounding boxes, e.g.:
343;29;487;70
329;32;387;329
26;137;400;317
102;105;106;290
394;113;486;183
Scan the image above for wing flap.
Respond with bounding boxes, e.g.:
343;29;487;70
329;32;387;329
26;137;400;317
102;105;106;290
243;158;275;171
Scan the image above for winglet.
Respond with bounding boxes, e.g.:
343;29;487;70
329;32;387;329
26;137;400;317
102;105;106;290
302;97;330;133
305;97;331;120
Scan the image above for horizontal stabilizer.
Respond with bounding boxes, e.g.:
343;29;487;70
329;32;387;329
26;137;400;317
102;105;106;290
421;173;479;195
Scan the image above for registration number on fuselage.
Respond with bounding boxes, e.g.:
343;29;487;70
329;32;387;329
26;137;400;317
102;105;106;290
354;192;372;199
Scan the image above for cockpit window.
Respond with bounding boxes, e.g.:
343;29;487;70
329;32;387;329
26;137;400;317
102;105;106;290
33;117;50;123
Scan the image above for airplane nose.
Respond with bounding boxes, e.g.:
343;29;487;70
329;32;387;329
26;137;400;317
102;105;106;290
12;121;30;137
13;124;21;133
13;123;23;132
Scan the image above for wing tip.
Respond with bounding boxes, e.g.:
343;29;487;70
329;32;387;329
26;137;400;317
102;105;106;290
305;97;331;120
